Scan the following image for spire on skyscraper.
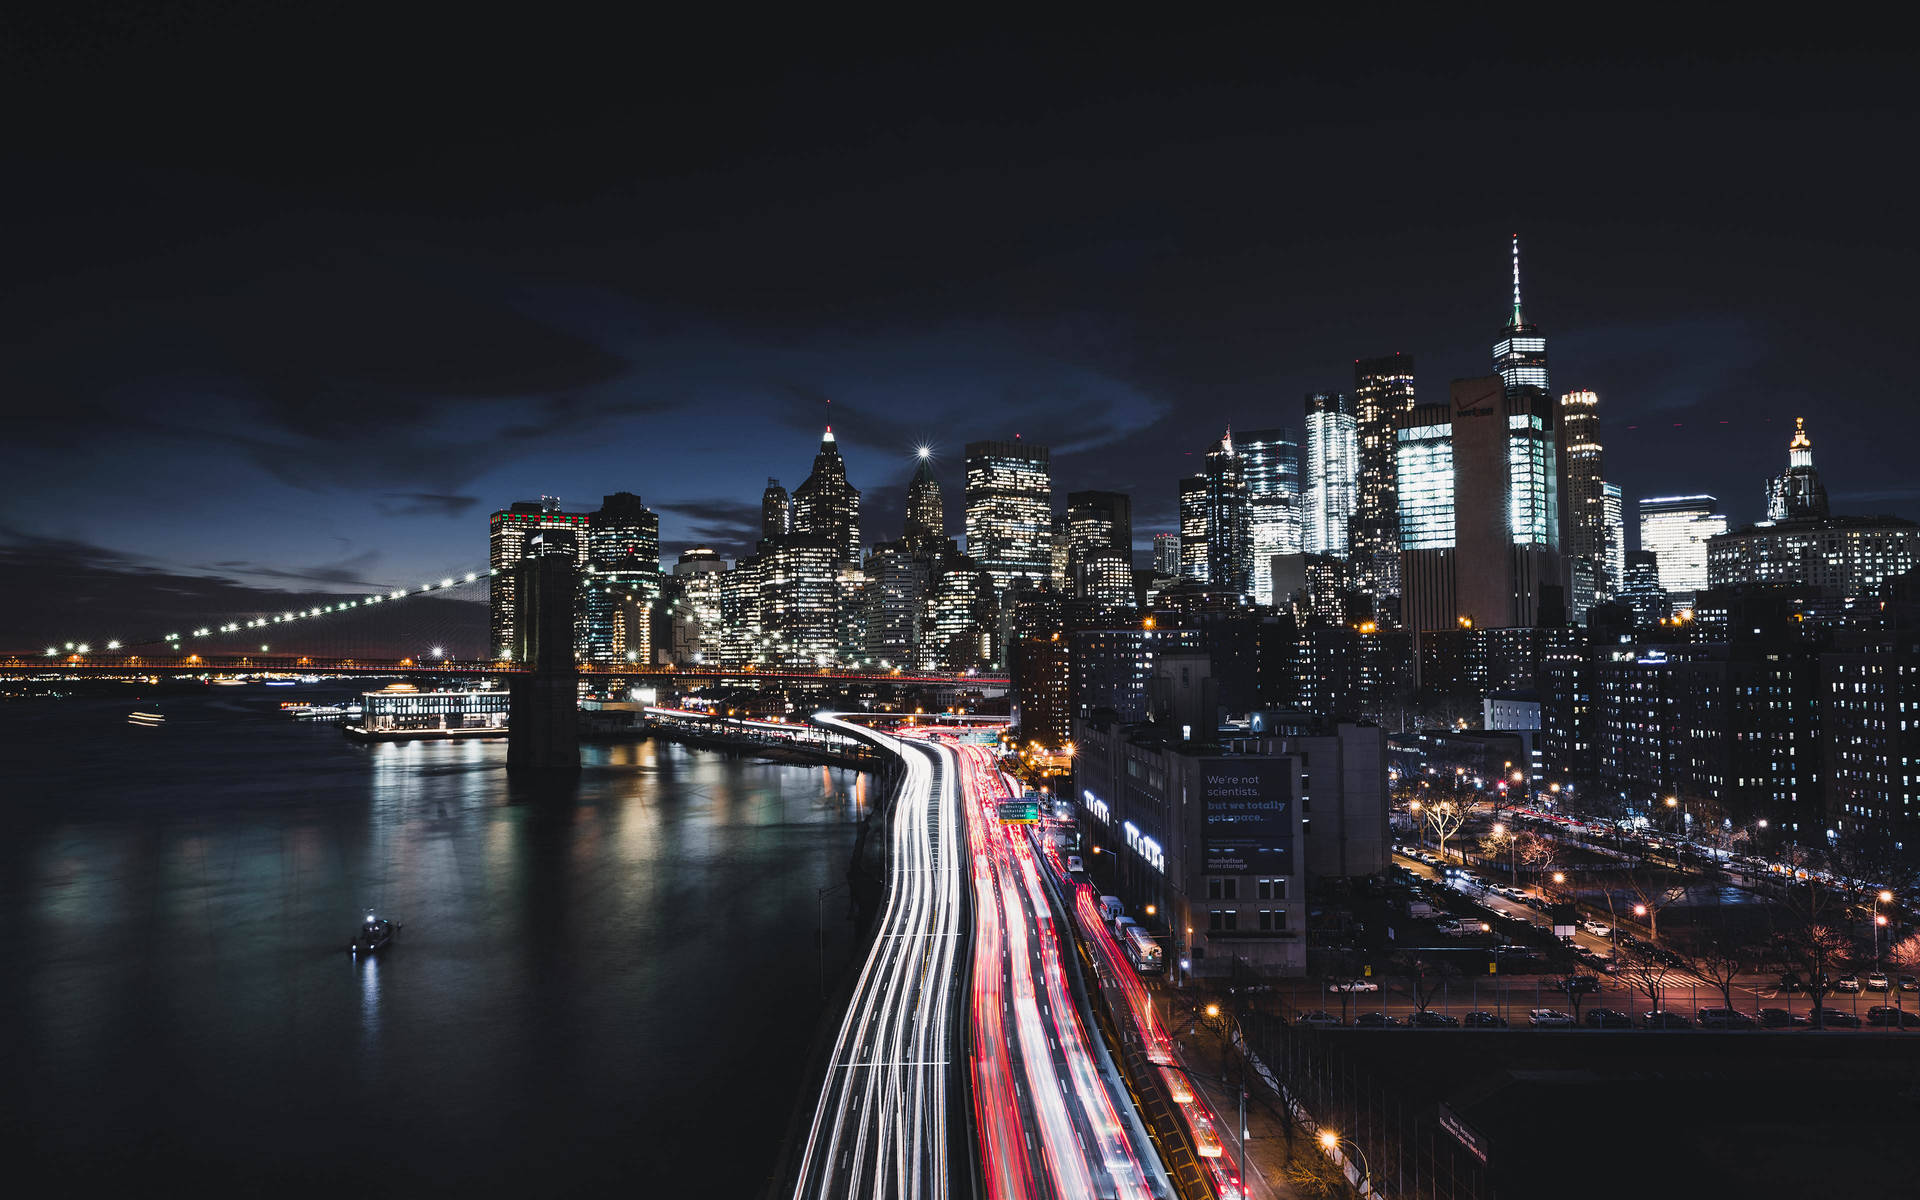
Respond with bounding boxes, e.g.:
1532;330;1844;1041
1494;235;1547;399
1510;233;1524;328
1770;416;1828;520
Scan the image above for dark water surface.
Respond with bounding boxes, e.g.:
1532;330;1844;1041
1;687;869;1197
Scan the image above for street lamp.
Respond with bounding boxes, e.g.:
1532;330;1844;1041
1633;901;1656;942
1877;890;1895;967
1492;822;1519;886
1202;1004;1251;1194
1318;1130;1372;1195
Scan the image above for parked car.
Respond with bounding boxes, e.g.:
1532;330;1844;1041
1584;1008;1632;1029
1353;1012;1401;1028
1529;1008;1576;1027
1558;975;1600;994
1758;1008;1810;1028
1328;979;1380;993
1867;1006;1920;1028
1834;975;1863;993
1778;972;1805;993
1641;1010;1693;1029
1866;972;1891;992
1902;975;1919;993
1696;1007;1757;1029
1815;1008;1863;1028
1462;1010;1509;1028
1297;1010;1342;1028
1581;920;1612;937
1410;1010;1460;1027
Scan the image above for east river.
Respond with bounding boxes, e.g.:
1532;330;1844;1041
1;686;871;1196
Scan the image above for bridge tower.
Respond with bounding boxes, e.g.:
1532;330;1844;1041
507;537;580;772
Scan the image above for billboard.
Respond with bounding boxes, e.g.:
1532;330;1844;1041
1202;759;1293;874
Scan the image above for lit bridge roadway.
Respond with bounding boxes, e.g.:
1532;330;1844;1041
0;654;1008;689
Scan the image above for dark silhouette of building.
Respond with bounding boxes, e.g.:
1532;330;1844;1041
508;533;580;772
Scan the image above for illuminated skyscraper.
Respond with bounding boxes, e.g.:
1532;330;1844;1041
672;547;725;663
1557;390;1607;595
1153;532;1180;577
758;539;840;666
1050;516;1071;592
1602;482;1625;600
717;555;762;666
1178;476;1209;581
1204;429;1252;597
1766;417;1830;522
1618;549;1671;627
1239;427;1301;606
1304;391;1358;557
904;449;945;550
583;492;661;665
1395;377;1561;648
1352;353;1417;602
1639;495;1726;600
927;556;997;670
761;478;789;544
488;497;590;660
863;542;930;664
1066;490;1133;598
790;428;862;565
1493;235;1549;399
964;439;1053;594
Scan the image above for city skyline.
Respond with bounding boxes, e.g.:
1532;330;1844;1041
5;16;1917;646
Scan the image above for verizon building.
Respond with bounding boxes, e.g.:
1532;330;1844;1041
1397;375;1561;673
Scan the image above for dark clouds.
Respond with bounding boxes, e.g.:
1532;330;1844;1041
654;499;766;561
1;13;1916;642
375;494;480;519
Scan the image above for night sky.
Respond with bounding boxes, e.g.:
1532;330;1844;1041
3;10;1914;651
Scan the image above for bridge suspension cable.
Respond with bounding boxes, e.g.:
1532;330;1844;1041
34;569;493;658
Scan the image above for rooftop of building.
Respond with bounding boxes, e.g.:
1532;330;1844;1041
1718;511;1920;537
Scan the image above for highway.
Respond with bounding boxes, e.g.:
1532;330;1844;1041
1044;844;1249;1200
791;716;964;1200
951;740;1172;1200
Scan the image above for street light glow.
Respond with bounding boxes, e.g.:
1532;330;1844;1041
1319;1131;1338;1150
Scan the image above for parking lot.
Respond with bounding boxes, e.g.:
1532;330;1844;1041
1290;850;1920;1032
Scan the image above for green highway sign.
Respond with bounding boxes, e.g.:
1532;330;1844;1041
997;801;1041;823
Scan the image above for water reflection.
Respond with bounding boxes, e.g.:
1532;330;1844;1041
3;691;869;1195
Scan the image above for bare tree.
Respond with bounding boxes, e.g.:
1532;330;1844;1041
1517;831;1556;884
1285;1155;1349;1199
1615;940;1680;1013
1772;882;1855;1028
1423;799;1472;865
1888;933;1920;1023
1404;954;1460;1015
1825;826;1920;944
1690;938;1753;1015
1617;864;1690;944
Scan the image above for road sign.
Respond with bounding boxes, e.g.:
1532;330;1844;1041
997;800;1041;823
